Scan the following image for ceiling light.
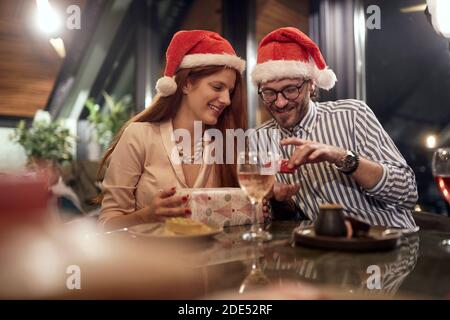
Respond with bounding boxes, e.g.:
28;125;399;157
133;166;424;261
426;0;450;39
35;0;61;35
49;38;66;58
426;134;437;148
400;4;427;14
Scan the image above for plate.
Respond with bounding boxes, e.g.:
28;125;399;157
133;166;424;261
383;226;419;236
128;223;223;240
293;225;402;252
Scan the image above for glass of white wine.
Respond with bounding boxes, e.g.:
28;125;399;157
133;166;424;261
237;151;277;242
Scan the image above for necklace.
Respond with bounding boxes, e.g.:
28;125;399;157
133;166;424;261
176;137;204;164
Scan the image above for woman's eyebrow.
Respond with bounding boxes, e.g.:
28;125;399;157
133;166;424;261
210;81;235;91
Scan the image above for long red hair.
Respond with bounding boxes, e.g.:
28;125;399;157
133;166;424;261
97;65;247;190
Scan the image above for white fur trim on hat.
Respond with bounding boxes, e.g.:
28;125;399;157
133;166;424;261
251;60;337;90
156;76;177;97
180;53;246;73
315;68;337;90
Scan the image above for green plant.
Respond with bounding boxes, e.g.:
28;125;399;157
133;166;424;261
10;112;74;165
85;92;132;149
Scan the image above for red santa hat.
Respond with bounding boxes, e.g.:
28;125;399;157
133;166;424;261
251;27;337;90
156;30;246;97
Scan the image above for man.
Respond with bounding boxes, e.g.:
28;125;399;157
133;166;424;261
253;27;417;229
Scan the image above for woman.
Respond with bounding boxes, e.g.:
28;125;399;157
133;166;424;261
98;30;247;230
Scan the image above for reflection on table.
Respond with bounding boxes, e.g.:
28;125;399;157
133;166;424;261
0;207;448;299
191;214;448;299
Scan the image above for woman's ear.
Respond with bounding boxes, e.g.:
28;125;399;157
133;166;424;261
182;81;191;95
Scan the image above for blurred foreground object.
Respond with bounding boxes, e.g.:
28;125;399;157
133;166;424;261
0;172;51;233
0;170;203;299
0;218;207;299
210;282;329;300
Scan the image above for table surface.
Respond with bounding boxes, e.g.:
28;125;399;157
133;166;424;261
188;212;450;299
2;211;449;299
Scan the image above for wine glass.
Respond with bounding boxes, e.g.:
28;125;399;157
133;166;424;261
432;147;450;248
239;241;270;294
433;148;450;204
237;151;277;242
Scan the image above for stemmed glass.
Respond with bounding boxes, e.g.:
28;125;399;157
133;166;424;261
237;151;277;242
432;148;450;248
239;241;270;294
432;148;450;204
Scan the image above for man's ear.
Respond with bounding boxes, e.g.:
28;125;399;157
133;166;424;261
309;82;318;100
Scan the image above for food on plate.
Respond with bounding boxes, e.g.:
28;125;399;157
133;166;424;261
164;217;211;235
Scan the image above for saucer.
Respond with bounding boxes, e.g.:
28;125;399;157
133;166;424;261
293;225;402;252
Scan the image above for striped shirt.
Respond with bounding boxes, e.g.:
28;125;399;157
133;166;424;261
254;99;418;229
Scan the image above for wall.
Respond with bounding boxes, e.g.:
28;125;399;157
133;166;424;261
0;127;27;171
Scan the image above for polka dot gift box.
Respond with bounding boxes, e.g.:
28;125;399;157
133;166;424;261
176;188;263;227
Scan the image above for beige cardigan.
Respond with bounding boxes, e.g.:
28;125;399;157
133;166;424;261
98;120;220;226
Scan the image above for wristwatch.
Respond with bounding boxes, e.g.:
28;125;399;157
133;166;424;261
334;150;359;175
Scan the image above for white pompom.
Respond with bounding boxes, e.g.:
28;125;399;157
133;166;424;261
155;76;177;97
316;68;337;90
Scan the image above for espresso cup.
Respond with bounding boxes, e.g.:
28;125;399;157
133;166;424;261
314;204;347;237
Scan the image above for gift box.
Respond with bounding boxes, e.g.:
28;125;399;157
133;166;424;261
176;188;262;227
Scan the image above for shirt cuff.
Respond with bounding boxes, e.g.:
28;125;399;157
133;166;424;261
364;163;388;195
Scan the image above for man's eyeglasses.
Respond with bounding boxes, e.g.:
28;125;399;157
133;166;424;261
258;81;308;104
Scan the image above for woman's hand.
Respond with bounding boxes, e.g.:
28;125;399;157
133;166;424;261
139;187;191;223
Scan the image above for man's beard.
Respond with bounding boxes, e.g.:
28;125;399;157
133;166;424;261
268;98;309;129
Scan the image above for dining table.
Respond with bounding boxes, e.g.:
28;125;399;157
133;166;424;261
184;211;450;299
1;207;449;300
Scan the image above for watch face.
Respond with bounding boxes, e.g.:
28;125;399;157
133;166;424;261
341;152;357;171
344;155;356;167
335;151;358;174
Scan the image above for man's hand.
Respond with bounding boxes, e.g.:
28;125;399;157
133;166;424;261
263;182;300;219
281;137;384;190
281;137;346;168
266;182;300;201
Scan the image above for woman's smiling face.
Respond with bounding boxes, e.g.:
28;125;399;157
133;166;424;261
181;68;236;126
